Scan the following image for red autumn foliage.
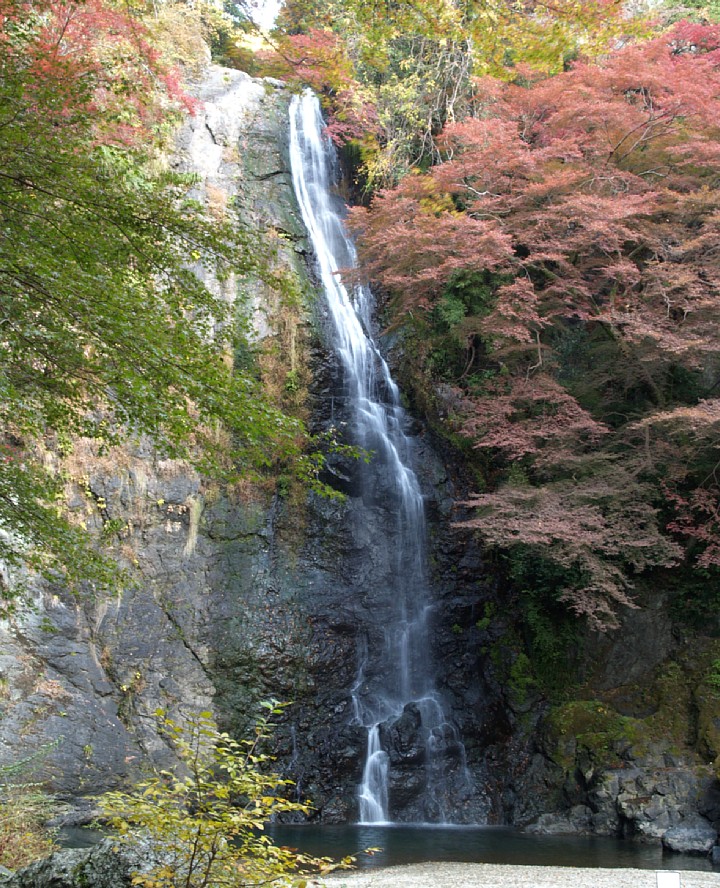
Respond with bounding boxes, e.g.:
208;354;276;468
350;173;514;307
1;0;194;147
453;373;608;460
637;401;720;570
259;28;379;144
460;473;682;629
352;22;720;356
666;486;720;570
350;23;720;625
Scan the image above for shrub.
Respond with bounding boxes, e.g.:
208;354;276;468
0;785;57;870
100;704;352;888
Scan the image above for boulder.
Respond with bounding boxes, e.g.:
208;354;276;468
0;840;143;888
527;806;594;835
661;818;717;855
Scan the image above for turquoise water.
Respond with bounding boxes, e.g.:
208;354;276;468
267;824;717;873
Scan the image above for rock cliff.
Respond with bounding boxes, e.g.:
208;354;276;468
0;65;495;824
0;63;718;853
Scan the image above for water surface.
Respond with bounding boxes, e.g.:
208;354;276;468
268;824;717;873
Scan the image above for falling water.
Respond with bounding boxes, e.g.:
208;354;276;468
289;91;468;823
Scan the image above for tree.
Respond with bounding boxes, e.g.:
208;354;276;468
268;0;647;186
258;27;379;145
0;0;319;611
349;23;720;626
100;706;353;888
277;0;641;77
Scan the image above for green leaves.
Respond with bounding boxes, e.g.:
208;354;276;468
100;707;353;888
0;0;327;603
275;0;649;186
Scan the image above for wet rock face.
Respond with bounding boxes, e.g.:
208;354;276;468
260;326;501;823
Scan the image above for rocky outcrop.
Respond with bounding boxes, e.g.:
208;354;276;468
0;839;174;888
497;610;720;853
663;819;718;855
0;67;311;801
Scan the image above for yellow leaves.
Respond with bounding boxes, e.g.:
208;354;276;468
419;191;457;217
98;707;349;888
324;0;650;81
130;870;176;888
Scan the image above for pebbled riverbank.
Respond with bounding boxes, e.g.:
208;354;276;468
325;861;720;888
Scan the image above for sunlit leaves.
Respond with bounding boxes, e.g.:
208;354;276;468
100;706;354;888
0;0;319;602
272;0;649;184
259;28;379;144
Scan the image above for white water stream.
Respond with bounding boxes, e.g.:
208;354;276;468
289;91;468;823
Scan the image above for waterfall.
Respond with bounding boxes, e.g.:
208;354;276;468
289;91;469;823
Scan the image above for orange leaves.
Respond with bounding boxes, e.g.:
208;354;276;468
461;471;682;630
348;173;514;310
267;27;355;90
2;0;194;149
259;28;379;145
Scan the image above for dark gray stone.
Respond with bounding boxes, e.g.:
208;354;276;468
527;806;594;835
699;779;720;826
662;819;717;854
0;840;139;888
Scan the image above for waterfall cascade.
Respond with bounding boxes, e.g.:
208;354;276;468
289;91;469;823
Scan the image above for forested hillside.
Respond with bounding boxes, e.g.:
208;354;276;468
264;0;720;634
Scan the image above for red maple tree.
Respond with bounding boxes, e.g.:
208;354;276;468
259;28;378;144
349;23;720;625
2;0;194;148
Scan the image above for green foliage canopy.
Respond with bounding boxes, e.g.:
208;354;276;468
0;0;312;608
